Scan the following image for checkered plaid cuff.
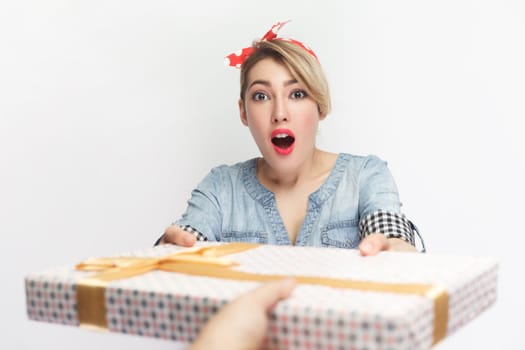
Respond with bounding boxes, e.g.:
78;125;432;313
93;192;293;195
359;210;416;246
154;224;208;246
177;224;208;242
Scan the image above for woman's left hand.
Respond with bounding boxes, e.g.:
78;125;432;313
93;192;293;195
358;233;417;256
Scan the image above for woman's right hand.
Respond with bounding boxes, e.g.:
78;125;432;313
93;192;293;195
159;225;197;247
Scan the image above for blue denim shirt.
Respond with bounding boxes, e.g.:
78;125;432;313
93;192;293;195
175;153;403;248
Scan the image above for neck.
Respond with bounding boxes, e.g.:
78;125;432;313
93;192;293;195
257;149;328;189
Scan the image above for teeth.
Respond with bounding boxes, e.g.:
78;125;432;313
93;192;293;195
274;133;288;138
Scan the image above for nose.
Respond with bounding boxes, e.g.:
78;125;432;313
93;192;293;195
272;98;288;123
273;114;288;123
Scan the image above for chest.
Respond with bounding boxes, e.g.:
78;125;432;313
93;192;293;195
274;191;309;244
219;171;361;247
273;168;333;243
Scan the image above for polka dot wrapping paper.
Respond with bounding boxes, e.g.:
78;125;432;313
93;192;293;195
25;243;498;349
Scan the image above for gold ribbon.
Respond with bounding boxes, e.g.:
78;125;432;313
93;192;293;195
76;243;448;345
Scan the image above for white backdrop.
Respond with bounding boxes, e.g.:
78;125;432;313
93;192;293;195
1;1;524;349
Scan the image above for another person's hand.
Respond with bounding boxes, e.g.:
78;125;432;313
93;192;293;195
159;225;197;247
190;278;296;350
359;233;417;256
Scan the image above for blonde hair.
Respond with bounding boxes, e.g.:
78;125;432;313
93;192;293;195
239;40;331;117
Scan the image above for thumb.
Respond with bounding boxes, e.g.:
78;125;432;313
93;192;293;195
359;233;389;256
248;278;296;312
163;225;196;247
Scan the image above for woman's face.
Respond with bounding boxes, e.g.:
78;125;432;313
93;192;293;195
239;58;324;169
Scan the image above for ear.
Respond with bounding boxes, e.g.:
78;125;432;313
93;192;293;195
318;109;326;121
318;106;327;121
239;99;249;126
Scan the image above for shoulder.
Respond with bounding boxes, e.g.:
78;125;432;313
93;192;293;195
200;158;257;185
335;153;395;188
338;153;389;172
207;158;256;176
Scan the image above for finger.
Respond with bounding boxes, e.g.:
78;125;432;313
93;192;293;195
387;238;418;252
162;225;196;247
245;278;296;312
359;233;389;256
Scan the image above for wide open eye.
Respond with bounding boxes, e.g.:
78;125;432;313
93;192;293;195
290;90;307;99
252;92;269;101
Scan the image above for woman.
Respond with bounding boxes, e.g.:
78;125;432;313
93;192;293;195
158;21;419;256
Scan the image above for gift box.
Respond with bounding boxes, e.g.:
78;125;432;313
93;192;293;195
25;242;498;349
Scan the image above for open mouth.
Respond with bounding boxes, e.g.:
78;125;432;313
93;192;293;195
271;129;295;155
272;133;295;148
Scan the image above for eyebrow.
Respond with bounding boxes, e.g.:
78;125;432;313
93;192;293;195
248;79;298;89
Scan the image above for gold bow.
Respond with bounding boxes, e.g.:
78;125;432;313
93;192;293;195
76;243;448;345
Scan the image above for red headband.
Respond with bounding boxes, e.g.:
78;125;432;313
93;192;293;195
224;20;317;68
